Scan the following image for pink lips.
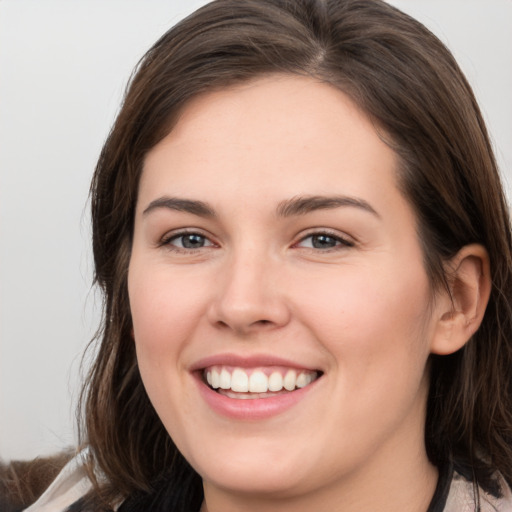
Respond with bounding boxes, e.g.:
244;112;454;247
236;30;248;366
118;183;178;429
190;353;319;372
191;353;321;420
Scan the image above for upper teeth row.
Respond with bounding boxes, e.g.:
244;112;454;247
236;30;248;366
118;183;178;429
205;367;316;393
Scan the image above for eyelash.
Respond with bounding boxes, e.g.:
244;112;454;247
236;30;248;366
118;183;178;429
160;230;216;253
160;229;354;254
294;230;354;251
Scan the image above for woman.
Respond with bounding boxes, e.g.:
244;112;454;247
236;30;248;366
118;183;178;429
17;0;512;510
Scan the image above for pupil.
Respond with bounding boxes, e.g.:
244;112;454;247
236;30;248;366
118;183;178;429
182;234;204;248
312;234;336;249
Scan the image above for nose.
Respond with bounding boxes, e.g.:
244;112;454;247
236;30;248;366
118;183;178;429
207;248;291;335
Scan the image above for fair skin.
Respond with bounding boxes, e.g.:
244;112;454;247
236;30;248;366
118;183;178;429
128;75;490;512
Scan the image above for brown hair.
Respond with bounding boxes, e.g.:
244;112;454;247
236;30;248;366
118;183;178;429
0;451;73;511
82;0;512;507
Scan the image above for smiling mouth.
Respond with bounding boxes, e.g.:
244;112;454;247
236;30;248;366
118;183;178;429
203;366;321;399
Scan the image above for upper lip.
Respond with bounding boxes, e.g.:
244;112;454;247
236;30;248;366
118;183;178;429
190;353;321;373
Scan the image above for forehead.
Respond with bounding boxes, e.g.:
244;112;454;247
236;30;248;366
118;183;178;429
139;75;399;212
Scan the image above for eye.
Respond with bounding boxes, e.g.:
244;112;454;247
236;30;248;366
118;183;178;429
296;232;353;250
163;232;215;250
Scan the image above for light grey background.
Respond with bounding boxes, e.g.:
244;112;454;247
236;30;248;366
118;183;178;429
1;0;511;461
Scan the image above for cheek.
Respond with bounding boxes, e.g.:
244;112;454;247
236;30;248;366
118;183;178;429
128;266;201;425
292;259;433;376
128;264;208;355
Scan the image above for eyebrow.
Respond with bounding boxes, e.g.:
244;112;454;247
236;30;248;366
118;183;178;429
142;194;379;219
276;195;380;218
143;197;216;217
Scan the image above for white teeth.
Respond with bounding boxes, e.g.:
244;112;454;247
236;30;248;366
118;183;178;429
211;369;220;389
205;366;318;395
249;370;268;393
231;368;249;392
219;368;231;389
296;372;311;388
268;371;283;392
283;370;297;391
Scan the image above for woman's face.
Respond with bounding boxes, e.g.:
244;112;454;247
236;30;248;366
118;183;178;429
128;76;441;502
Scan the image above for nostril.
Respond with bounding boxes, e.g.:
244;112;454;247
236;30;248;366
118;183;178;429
214;318;274;333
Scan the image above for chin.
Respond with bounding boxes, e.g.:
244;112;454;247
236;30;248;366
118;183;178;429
202;462;308;497
185;436;316;496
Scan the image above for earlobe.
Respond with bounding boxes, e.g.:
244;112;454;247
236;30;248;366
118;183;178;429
430;244;491;356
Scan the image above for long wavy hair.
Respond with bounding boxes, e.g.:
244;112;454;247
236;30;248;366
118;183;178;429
81;0;512;508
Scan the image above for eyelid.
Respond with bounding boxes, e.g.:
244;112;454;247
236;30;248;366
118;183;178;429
293;228;355;249
159;228;218;250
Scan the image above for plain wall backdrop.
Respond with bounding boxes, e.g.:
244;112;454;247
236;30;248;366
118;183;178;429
1;0;511;461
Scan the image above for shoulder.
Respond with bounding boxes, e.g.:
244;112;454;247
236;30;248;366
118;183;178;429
22;450;93;512
445;469;512;512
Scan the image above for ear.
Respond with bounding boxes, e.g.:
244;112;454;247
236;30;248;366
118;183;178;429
430;244;491;355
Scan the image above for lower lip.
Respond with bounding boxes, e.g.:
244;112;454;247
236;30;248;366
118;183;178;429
194;373;318;420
